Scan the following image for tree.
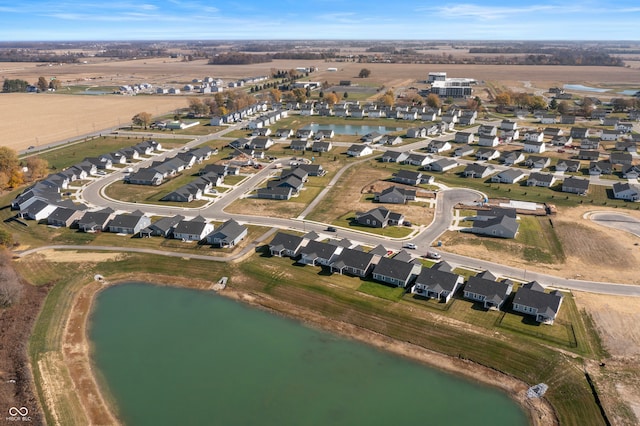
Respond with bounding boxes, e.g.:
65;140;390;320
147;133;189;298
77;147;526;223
0;146;22;189
494;92;512;112
581;97;595;117
557;100;572;115
37;76;48;92
358;68;371;78
187;98;209;117
343;91;349;99
549;98;558;110
0;249;23;307
2;79;29;93
379;89;395;107
529;95;547;111
49;78;62;91
324;92;338;106
425;93;442;109
269;88;282;103
291;88;307;103
132;112;153;129
26;157;49;181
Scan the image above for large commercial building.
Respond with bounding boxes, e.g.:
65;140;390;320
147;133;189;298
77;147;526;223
428;72;475;98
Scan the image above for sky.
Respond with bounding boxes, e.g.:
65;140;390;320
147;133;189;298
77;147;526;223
1;0;639;41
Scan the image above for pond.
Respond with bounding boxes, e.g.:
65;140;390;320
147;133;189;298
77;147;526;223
302;123;403;135
89;282;528;426
562;84;609;93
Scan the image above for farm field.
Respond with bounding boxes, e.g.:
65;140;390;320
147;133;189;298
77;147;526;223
4;57;640;152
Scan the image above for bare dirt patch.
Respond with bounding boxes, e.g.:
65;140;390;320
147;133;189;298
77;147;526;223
441;206;640;284
575;291;640;424
26;249;125;264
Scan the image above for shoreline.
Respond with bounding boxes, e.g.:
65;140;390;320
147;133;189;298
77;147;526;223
63;274;556;426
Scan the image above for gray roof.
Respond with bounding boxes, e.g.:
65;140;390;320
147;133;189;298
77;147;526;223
143;215;185;235
108;211;146;229
415;269;462;293
174;218;209;235
474;215;520;235
298;240;340;261
207;219;246;243
269;232;304;254
562;176;590;191
369;244;388;256
465;276;511;302
395;169;422;180
477;207;517;219
331;248;375;272
373;256;419;281
513;281;563;316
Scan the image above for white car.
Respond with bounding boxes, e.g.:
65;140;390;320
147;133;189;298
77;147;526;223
403;243;417;249
425;250;441;260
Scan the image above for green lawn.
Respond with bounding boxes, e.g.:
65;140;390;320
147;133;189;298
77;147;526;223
30;136;190;171
357;281;406;301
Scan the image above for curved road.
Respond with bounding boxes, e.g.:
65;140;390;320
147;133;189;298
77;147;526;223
39;122;640;296
590;212;640;237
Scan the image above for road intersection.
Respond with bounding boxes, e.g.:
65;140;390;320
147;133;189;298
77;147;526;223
43;122;640;297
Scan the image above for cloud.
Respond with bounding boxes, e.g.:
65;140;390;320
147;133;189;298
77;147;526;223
422;3;559;20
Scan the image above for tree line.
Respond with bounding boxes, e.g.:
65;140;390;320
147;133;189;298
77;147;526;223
2;77;62;93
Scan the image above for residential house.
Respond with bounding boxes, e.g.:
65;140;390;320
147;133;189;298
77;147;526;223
578;150;599;161
478;125;497;136
297;164;326;177
140;215;185;238
296;129;314;139
404;153;432;167
463;276;513;310
315;129;335;140
601;129;622;141
475;148;500;161
206;219;248;247
612;182;639;201
540;114;558;124
347;144;374;157
381;150;409;163
524;131;544;143
551;135;573;146
560;116;576;125
290;139;310;151
411;269;463;303
18;199;57;221
355;207;404;228
469;215;519;238
248;137;274;150
173;216;214;242
407;127;427;138
77;208;115;232
616;122;634;133
298;240;342;266
589;161;613;175
500;129;520;143
463;163;495;178
375;186;416;204
561;176;590;195
527;172;556;187
312;141;332;152
555;159;581;173
330;249;377;277
393;170;423;186
427;140;452;154
372;256;422;288
362;132;384;144
570;127;590;139
275;129;294;138
425;158;458;172
500;151;525;166
107;210;151;235
622;165;640;179
615;140;637;153
500;120;518;131
478;135;499;147
380;135;403;146
454;145;475;157
523;141;546;153
256;187;293;200
269;232;304;257
525;156;551;169
580;138;600;150
491;169;526;184
47;206;84;228
544;128;563;138
454;132;475;144
512;281;564;324
609;152;633;165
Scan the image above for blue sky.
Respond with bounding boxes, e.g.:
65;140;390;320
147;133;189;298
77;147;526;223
1;0;639;41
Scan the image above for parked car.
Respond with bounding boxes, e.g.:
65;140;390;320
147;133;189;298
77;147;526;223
425;250;441;259
326;226;337;232
403;243;417;249
403;221;412;227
